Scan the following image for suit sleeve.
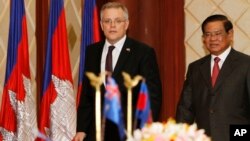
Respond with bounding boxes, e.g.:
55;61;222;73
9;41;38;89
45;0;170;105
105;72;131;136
140;47;162;121
76;76;94;133
247;61;250;109
76;46;95;133
176;64;195;124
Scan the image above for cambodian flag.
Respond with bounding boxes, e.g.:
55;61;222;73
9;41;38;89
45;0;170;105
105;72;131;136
135;81;153;128
104;77;125;140
0;0;37;140
76;0;100;106
38;0;76;140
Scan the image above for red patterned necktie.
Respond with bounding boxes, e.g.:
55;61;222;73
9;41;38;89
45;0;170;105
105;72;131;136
211;57;220;87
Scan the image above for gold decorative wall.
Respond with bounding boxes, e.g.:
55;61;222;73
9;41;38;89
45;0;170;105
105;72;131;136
185;0;250;71
0;0;83;105
0;1;10;99
0;0;37;106
64;0;82;96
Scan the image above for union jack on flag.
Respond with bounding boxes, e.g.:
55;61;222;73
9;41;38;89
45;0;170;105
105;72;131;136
103;77;125;140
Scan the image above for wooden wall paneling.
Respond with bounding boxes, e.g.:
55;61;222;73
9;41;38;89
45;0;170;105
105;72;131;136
35;0;48;112
158;0;185;120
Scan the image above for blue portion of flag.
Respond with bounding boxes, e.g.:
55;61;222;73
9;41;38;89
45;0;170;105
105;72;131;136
5;0;25;84
78;0;97;86
42;0;64;95
104;77;125;139
135;81;152;128
39;0;75;139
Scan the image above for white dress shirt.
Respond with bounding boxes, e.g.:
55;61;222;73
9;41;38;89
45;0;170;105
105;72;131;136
101;35;126;83
210;47;231;76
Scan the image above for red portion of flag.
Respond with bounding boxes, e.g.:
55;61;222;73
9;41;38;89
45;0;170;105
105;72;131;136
51;11;73;80
38;82;57;136
77;0;101;107
0;0;37;139
136;93;147;110
38;0;75;140
0;16;29;133
135;82;153;128
93;6;101;42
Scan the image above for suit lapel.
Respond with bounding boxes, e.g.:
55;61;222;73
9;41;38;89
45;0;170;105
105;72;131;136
199;56;212;88
113;38;132;77
213;49;237;92
97;42;105;73
95;42;105;92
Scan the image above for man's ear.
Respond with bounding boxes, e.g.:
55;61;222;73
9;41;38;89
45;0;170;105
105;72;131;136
202;35;205;44
227;29;234;36
125;20;129;30
228;29;234;40
100;21;104;31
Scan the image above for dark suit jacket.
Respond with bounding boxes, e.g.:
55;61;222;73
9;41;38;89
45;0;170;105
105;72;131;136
77;37;162;141
176;48;250;141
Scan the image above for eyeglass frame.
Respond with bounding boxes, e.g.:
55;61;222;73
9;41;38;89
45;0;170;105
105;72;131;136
101;18;128;25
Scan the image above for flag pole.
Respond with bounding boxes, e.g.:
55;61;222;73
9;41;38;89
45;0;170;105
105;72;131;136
86;72;105;141
127;87;132;139
122;72;142;139
95;89;101;141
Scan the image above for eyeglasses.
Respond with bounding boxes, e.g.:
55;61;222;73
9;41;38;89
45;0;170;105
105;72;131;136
101;18;127;25
203;30;227;39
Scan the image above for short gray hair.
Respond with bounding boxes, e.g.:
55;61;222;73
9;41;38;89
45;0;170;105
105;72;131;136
100;2;129;20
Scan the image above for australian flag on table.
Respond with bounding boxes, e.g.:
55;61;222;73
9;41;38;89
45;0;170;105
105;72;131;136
38;0;76;140
135;81;153;128
0;0;37;140
104;77;125;140
77;0;100;107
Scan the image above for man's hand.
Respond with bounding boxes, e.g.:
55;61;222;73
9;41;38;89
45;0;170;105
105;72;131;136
73;132;86;141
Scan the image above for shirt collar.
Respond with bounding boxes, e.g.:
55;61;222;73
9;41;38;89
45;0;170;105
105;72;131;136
104;35;126;51
211;46;231;62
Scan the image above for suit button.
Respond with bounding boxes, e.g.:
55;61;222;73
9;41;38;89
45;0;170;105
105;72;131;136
210;109;214;114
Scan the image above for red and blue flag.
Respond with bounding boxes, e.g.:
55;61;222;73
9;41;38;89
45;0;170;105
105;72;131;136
104;77;125;140
135;81;153;128
38;0;76;140
0;0;37;140
77;0;100;106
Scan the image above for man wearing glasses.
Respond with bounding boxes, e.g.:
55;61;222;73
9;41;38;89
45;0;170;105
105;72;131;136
176;14;250;141
75;2;162;141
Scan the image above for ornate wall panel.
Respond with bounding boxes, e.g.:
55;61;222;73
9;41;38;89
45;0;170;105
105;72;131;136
0;0;36;106
0;0;10;105
64;0;82;96
0;0;83;104
185;0;250;71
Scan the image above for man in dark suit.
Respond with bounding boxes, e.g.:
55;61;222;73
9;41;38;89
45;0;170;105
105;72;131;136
176;14;250;141
74;2;162;141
